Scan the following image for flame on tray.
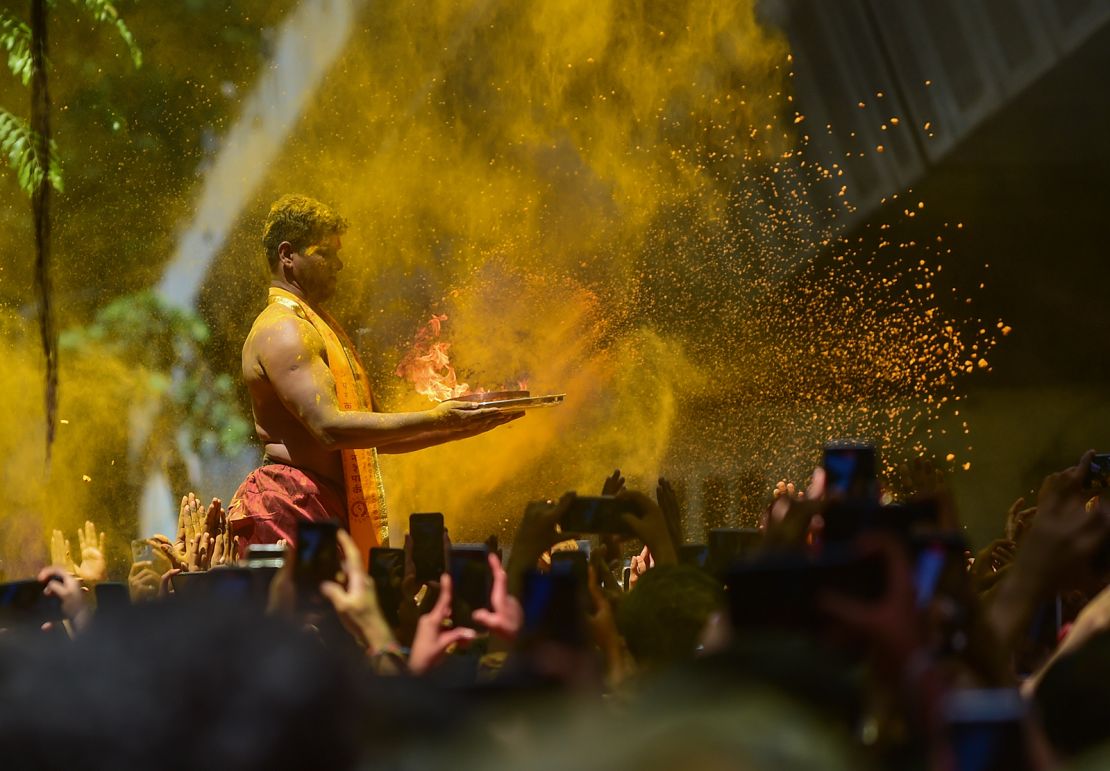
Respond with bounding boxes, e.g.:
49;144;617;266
395;314;470;402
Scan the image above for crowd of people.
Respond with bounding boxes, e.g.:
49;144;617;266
2;448;1109;770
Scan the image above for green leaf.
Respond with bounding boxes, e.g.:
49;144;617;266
0;9;33;86
0;107;62;195
70;0;142;69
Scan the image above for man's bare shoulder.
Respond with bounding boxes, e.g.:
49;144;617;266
243;303;326;379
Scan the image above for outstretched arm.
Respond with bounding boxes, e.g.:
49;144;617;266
256;312;516;450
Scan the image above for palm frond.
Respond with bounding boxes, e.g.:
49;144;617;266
0;107;63;195
69;0;141;68
0;8;33;85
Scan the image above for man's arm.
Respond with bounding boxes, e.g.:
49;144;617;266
375;412;523;454
257;312;510;450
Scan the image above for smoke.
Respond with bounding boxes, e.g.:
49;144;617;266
226;0;998;539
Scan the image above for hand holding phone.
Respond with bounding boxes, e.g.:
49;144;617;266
294;521;341;601
449;546;493;629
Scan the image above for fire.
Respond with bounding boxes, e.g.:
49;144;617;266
395;315;533;402
394;314;470;402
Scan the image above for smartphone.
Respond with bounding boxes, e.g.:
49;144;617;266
369;547;405;628
410;512;446;583
822;499;940;544
911;533;969;608
93;582;131;616
550;550;588;580
707;528;762;574
449;546;492;629
1086;453;1110;490
295;521;341;597
171;568;261;607
724;547;885;632
560;496;640;536
944;689;1033;771
131;538;171;574
823;442;878;502
0;580;65;627
622;565;632;592
521;568;588;647
679;544;709;569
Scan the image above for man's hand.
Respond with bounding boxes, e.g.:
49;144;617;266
50;529;72;572
1004;497;1037;543
969;539;1017;593
73;521;108;584
628;545;652;590
408;573;477;675
601;469;626;496
433;401;523;432
1018;450;1110;589
38;567;92;632
987;451;1110;650
617;490;678;565
506;495;573;595
320;529;398;654
50;521;108;585
656;477;684;549
128;560;162;603
471;553;522;641
818;534;921;674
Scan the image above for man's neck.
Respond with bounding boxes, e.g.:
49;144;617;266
270;278;318;308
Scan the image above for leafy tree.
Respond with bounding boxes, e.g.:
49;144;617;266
0;0;141;459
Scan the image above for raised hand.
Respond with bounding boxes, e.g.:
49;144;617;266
601;469;626;496
970;539;1017;593
616;490;678;565
37;566;93;632
628;545;652;590
73;521;108;585
1004;497;1037;543
408;573;477;675
506;495;573;595
50;529;73;572
471;552;522;641
320;529;398;655
586;562;631;687
656;477;684;549
987;451;1110;650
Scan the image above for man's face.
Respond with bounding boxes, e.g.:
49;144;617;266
291;232;343;303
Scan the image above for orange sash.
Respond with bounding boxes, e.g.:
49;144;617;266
268;287;388;560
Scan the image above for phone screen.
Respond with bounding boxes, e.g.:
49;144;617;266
0;580;65;627
521;569;588;646
295;521;341;594
449;547;492;629
369;547;404;627
823;442;878;502
1086;453;1110;490
410;513;446;583
945;689;1033;771
93;582;131;616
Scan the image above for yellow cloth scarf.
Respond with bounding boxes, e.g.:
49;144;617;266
268;286;388;560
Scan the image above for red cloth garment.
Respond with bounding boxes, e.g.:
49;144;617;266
227;463;347;557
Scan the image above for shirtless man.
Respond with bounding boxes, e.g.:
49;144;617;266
227;194;518;555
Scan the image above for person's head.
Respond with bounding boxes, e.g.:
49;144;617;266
1034;628;1110;760
262;194;349;303
617;565;723;670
